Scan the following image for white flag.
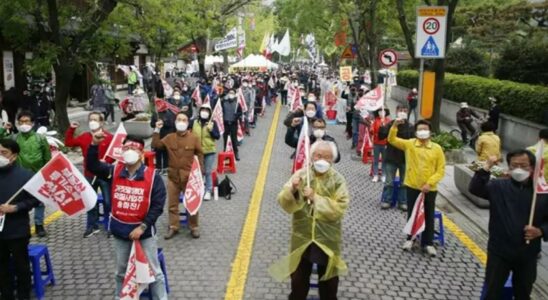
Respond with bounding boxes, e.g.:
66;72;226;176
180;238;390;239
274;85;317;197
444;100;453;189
277;29;291;56
119;241;156;300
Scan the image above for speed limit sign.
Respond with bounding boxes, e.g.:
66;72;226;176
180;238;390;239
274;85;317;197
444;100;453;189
423;18;440;35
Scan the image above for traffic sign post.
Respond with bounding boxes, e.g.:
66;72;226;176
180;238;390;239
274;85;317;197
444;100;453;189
415;6;448;120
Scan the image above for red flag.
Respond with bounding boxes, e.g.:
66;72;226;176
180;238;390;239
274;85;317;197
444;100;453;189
360;126;373;155
237;88;248;113
119;240;156;300
292;117;310;173
291;88;302;111
403;193;426;238
184;156;205;215
237;121;244;142
191;85;202;107
154;98;180;114
324;91;337;110
354;86;384;111
105;123;128;162
534;141;548;194
212;100;225;135
22;153;97;217
226;135;234;153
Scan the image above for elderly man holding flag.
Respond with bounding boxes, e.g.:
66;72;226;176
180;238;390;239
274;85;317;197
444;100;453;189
270;140;350;300
86;134;167;300
469;145;548;300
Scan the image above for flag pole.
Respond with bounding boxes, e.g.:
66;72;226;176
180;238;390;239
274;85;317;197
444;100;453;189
526;191;538;245
4;186;25;205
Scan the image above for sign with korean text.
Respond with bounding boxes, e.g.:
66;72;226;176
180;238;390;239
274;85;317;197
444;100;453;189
415;6;447;59
339;66;353;82
184;156;205;215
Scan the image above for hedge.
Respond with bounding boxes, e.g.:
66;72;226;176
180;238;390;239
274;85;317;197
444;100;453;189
397;70;548;124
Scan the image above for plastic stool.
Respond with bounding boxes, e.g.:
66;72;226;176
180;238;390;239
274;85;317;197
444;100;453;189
141;248;170;299
143;151;156;168
96;193;109;230
420;211;445;247
216;152;237;174
28;244;55;300
308;263;320;300
179;195;188;226
480;273;513;299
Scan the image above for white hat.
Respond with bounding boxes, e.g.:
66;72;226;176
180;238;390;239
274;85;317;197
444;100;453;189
460;102;468;108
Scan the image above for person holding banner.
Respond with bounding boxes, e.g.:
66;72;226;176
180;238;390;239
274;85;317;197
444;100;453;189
152;112;204;239
0;111;51;237
65;112;114;238
469;151;548;299
86;134;167;300
270;141;349;300
190;104;220;201
388;119;445;257
528;129;548;181
0;139;40;300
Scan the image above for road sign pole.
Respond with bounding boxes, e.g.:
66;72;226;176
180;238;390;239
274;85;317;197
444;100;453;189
417;58;425;118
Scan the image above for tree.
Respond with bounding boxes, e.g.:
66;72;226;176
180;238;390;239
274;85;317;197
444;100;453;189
494;37;548;85
0;0;124;133
445;46;489;76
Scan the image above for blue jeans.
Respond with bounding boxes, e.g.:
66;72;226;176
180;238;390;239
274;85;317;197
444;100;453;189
352;118;360;147
113;236;167;300
372;144;387;175
86;176;111;230
204;153;216;193
382;162;407;205
34;204;45;226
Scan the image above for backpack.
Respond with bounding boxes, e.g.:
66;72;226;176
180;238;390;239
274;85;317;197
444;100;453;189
218;176;237;200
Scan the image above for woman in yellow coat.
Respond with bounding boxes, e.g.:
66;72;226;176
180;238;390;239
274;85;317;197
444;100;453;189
270;141;350;300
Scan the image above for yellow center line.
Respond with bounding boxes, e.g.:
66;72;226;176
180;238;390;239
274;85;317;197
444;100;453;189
30;210;64;235
443;214;487;266
224;101;281;300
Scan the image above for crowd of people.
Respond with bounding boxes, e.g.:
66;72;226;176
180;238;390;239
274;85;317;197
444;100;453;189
0;63;546;300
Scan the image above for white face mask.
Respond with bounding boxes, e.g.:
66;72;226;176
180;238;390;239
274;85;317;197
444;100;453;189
242;83;248;87
123;150;140;165
0;155;11;168
313;159;331;174
200;111;210;119
510;168;530;182
313;129;325;139
173;93;181;100
175;121;188;132
182;87;188;91
308;97;316;102
416;130;431;140
305;110;316;118
89;121;101;131
18;124;32;133
397;112;408;120
379;111;386;118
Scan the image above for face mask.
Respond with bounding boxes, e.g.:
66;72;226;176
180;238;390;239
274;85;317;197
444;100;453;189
308;97;316;102
176;121;188;132
89;121;101;131
200;111;210;119
313;129;325;138
379;112;386;118
305;110;316;118
313;159;331;174
173;93;181;100
18;124;32;133
397;112;408;120
0;155;11;168
123;150;140;165
182;87;188;91
242;83;248;87
510;168;530;182
416;130;431;140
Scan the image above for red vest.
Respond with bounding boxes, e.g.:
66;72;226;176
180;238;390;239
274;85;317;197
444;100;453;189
111;163;155;223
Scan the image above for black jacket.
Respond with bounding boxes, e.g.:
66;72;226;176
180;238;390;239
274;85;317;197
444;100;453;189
469;169;548;259
0;164;39;240
379;120;415;164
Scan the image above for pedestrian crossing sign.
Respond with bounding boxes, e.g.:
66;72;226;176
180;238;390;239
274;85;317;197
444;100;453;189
421;36;439;57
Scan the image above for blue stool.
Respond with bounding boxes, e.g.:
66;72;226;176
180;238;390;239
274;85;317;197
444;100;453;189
420;211;445;247
480;273;513;299
179;195;188;226
141;248;170;299
96;193;109;230
379;176;400;208
28;244;55;300
308;263;319;300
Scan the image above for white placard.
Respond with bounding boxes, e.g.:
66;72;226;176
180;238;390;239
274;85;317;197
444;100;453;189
415;6;447;59
2;51;15;90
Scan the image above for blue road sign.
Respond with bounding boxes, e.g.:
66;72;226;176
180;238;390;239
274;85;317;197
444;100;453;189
421;36;439;57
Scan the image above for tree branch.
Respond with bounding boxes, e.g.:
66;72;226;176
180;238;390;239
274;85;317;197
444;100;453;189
32;0;51;41
396;0;417;62
46;0;61;44
221;0;254;16
348;13;367;68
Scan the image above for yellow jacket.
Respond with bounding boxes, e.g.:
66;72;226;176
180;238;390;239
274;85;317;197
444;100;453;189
388;125;446;191
269;167;350;282
528;141;548;180
476;131;501;161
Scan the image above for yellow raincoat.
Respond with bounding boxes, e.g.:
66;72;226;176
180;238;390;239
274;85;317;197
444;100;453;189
269;167;350;282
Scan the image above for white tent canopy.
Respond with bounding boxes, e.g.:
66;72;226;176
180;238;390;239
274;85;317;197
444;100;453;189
229;54;279;70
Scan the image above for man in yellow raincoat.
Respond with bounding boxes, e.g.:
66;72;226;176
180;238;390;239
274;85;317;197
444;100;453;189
270;141;350;300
